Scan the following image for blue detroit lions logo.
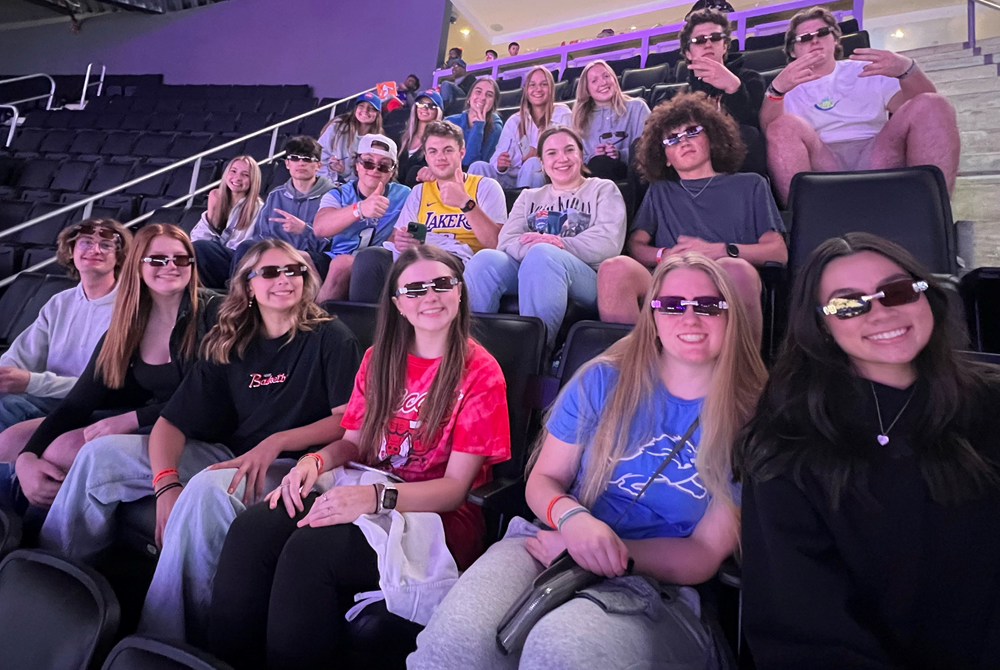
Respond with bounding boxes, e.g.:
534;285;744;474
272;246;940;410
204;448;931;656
609;433;707;500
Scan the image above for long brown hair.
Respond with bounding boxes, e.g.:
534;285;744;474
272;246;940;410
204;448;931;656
214;155;263;233
536;253;767;520
320;100;384;149
517;66;564;141
95;224;200;388
358;246;471;463
462;78;501;149
201;239;329;364
399;94;443;155
571;60;633;135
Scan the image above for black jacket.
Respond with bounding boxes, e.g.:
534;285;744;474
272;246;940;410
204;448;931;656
686;55;765;128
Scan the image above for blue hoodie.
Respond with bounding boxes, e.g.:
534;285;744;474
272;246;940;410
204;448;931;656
251;176;336;254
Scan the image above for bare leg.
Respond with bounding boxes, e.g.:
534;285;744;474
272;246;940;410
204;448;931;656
316;254;355;304
596;256;651;325
42;426;90;473
0;418;44;462
765;113;840;205
716;257;763;347
870;93;960;193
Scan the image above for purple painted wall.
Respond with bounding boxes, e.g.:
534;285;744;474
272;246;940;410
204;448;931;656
0;0;449;99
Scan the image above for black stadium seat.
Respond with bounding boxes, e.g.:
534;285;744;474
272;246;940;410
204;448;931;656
16;158;60;190
841;31;871;57
133;133;176;158
0;200;32;232
50;161;94;192
741;46;787;72
649;82;687;108
9;128;47;154
234;112;272;133
788;166;958;276
87;162;136;194
37;129;76;154
6;273;77;343
558;320;632;387
497;76;522;91
606;55;641;75
560;65;584;82
176;113;211;133
17;202;72;245
0;272;47;343
68;130;109;155
0;550;120;670
498;88;522;108
101;131;142;156
621;64;670;89
165;160;219;198
643;49;683;70
553;79;572;101
101;636;234;670
321;301;377;351
124;162;170;197
498;107;518;123
0;509;20;559
168;133;215;159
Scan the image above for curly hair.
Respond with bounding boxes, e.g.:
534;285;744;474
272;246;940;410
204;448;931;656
679;8;731;55
55;218;132;281
635;92;746;182
784;6;844;62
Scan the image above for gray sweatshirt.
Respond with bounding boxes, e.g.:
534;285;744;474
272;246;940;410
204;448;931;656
0;284;117;398
579;97;650;165
498;178;627;270
317;123;361;183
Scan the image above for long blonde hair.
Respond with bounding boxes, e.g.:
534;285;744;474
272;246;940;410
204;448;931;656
571;60;631;135
541;253;767;520
95;224;200;388
201;239;329;364
214;155;262;233
517;66;563;141
399;94;443;156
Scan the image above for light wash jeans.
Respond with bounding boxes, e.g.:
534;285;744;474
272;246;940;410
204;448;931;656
38;433;293;643
0;393;62;434
468;157;547;190
464;244;598;349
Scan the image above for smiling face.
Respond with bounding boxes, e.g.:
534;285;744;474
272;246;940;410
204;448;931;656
248;248;305;313
141;235;192;298
540;131;583;186
285;154;320;182
392;259;461;337
586;63;617;104
663;122;711;175
424;134;464;178
223;159;252;195
685;21;729;63
356;151;394;193
654;267;728;368
468;80;495;114
73;230;119;278
415;96;440;122
525;69;551;107
818;251;934;382
792;17;838;63
354;101;379;126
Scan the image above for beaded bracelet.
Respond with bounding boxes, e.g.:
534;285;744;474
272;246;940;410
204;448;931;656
556;505;590;532
154;481;183;499
152;468;179;488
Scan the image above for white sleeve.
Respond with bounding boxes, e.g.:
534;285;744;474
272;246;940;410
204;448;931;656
395;185;422;230
189;211;219;243
881;74;902;108
551;104;573;127
476;178;508;225
492;115;521;171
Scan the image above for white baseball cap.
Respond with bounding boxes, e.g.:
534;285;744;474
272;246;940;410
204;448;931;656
358;134;398;162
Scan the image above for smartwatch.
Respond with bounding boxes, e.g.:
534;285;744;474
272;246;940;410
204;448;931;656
461;198;477;213
379;482;399;513
726;243;740;258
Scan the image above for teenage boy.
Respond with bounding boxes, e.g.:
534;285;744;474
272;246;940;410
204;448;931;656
0;220;129;437
313;134;411;302
762;5;959;203
598;94;786;340
508;42;520;57
348;120;507;302
234;136;335;278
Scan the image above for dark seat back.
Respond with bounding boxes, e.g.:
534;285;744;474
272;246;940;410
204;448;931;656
643;49;683;70
101;635;234;670
741;46;787;72
0;508;20;559
558;320;632;388
621;64;669;89
6;274;78;344
498;88;522;108
788;166;957;276
320;301;378;353
607;55;641;75
0;272;48;345
0;549;119;670
841;31;871;57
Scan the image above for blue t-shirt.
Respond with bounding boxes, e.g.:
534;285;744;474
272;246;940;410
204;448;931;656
318;180;411;257
546;362;708;540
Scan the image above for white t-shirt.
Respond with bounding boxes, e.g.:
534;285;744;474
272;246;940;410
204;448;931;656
386;176;508;263
491;104;573;174
784;59;901;144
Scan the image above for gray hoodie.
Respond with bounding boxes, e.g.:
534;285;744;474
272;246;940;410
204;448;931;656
579;97;650;165
251;176;336;255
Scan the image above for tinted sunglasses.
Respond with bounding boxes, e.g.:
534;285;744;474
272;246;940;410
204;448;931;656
690;32;727;45
286;154;321;163
663;125;704;146
359;158;395;174
247;264;309;280
142;254;192;267
651;295;728;316
599;131;627;144
794;26;835;43
76;238;117;254
73;223;122;244
415;101;438;109
395;275;459;298
820;278;928;319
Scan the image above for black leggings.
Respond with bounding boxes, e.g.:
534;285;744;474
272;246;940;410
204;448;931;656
207;494;380;670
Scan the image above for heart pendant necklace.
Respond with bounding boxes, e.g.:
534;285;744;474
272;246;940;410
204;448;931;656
870;381;915;446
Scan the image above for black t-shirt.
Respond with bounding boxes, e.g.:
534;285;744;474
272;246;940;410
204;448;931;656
160;318;360;456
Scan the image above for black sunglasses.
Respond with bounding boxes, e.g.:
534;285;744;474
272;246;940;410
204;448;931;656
663;125;704;146
395;276;459;298
599;131;627;145
690;32;727;45
248;264;309;280
73;223;122;244
141;254;192;267
651;295;728;316
359;158;395;174
794;26;835;43
820;279;928;320
286;154;321;163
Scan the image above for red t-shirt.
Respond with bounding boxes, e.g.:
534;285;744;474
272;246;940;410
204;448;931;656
341;338;510;569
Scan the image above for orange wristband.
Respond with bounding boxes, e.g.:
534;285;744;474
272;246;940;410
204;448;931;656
152;468;179;488
546;493;575;529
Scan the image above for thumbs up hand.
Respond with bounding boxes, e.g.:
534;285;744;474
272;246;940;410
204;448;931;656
359;180;390;219
439;168;472;209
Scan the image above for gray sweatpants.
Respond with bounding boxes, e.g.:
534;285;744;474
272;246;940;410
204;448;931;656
407;534;718;670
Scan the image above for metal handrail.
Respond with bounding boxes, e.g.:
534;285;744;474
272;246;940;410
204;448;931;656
0;73;56;110
1;105;19;148
79;63;106;107
0;87;372;245
969;0;1000;50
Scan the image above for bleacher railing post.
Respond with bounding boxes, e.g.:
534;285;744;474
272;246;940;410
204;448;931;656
268;126;279;158
81;200;94;220
187;157;202;210
968;0;977;50
1;105;18;148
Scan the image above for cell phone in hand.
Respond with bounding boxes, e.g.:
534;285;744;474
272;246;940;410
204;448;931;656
407;222;427;243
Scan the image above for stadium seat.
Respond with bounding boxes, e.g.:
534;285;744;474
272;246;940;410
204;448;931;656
621;64;670;89
86;162;137;194
101;131;142;156
176;113;211;133
741;46;787;72
498;107;518;123
558;320;632;387
68;130;109;155
560;65;584;82
179;207;206;234
101;636;233;670
22;247;61;275
960;267;1000;353
133;133;176;158
744;19;860;51
37;129;76;154
606;55;641;75
93;112;127;131
0;201;32;232
124;162;171;197
50;161;95;192
15;158;60;190
168;133;215;159
0;509;20;559
205;113;239;134
321;301;377;352
841;31;871;57
553;79;572;101
179;98;208;114
234;112;273;134
244;134;276;161
498;88;523;108
0;272;47;342
6;273;77;342
0;549;119;670
649;82;687;108
621;86;646;103
9;128;47;154
121;113;151;131
258;97;288;115
787;166;958;276
165;160;219;198
17;202;72;245
497;76;523;91
643;49;683;70
0;245;20;280
759;67;782;89
147;113;179;132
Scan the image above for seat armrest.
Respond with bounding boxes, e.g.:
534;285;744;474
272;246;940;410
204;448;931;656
468;477;525;511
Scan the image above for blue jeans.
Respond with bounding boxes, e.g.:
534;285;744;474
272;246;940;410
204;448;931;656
193;240;234;290
0;393;62;434
464;244;598;349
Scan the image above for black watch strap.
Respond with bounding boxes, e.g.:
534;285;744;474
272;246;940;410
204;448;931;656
461;198;477;213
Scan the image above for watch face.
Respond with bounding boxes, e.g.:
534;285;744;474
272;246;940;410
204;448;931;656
726;243;739;258
383;487;399;510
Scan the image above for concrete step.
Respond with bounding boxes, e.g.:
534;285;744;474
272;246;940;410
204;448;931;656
937;76;1000;95
957;106;1000;132
961;129;1000;154
964;219;1000;269
922;53;998;72
901;42;971;58
953;173;1000;221
927;63;1000;84
960;153;1000;172
948;89;1000;113
914;46;978;64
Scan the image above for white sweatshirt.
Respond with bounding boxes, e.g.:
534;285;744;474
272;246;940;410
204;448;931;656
0;284;118;398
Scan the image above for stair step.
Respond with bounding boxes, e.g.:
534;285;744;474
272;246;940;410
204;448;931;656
953;174;1000;221
965;219;1000;268
922;54;996;72
949;89;1000;112
927;63;1000;84
958;106;1000;132
961;129;1000;153
901;42;972;58
915;46;978;64
960;153;1000;172
937;76;1000;95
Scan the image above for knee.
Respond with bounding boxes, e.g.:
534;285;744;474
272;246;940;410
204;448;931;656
182;468;236;508
467;161;490;176
901;92;956;122
521;243;567;275
276;525;346;576
465;248;507;277
521;156;541;171
323;254;354;282
73;435;121;469
353;247;390;273
597;255;643;291
765;113;811;144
